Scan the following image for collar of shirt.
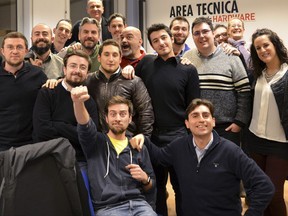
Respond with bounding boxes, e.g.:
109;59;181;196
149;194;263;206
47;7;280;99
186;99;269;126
61;80;70;91
197;45;219;58
193;134;214;163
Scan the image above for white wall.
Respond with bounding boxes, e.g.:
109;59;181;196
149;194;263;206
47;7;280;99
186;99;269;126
145;0;288;53
19;0;69;47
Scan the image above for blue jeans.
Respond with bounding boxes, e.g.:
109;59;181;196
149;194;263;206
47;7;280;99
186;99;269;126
95;199;157;216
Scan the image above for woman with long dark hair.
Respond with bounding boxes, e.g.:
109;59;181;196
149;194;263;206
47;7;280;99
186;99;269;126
248;28;288;216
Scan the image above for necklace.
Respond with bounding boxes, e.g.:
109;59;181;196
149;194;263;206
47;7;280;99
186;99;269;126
264;67;280;81
264;72;277;78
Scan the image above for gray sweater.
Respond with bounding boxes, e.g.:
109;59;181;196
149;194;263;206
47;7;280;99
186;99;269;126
183;46;251;127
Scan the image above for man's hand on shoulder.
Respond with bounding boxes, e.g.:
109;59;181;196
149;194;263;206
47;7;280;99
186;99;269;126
130;134;145;152
122;65;135;80
180;57;193;65
42;78;62;89
221;43;240;56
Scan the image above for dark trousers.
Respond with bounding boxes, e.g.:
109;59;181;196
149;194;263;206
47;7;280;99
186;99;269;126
214;123;241;146
151;127;187;216
248;132;288;216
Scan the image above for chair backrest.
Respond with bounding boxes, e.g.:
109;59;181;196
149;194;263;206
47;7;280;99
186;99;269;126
0;138;83;216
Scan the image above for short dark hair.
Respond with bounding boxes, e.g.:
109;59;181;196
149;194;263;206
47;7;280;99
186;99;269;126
55;18;72;29
105;95;133;116
108;13;126;26
1;32;28;49
63;49;92;71
98;39;122;56
79;17;101;31
186;98;215;119
147;23;172;46
191;17;213;33
213;24;227;32
169;16;190;32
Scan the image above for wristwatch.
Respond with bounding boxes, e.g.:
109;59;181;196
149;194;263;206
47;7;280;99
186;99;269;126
142;176;151;186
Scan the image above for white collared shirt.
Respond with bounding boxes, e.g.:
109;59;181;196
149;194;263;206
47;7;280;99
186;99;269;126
249;63;288;142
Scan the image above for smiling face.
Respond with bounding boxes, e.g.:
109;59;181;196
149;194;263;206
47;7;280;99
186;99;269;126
53;20;72;44
31;24;52;55
170;20;189;46
192;22;215;56
150;29;174;60
79;23;99;51
214;26;228;44
87;0;104;21
227;18;244;41
253;34;278;65
63;55;89;87
108;17;126;42
185;104;215;140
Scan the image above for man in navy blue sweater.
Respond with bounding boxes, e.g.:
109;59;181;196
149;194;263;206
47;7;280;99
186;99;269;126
0;32;47;151
131;98;275;216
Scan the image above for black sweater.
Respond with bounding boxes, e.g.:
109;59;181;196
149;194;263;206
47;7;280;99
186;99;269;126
136;55;200;129
33;83;98;161
0;62;47;150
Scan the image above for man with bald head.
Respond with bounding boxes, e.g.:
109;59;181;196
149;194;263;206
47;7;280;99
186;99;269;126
25;23;63;79
120;26;145;69
67;0;111;45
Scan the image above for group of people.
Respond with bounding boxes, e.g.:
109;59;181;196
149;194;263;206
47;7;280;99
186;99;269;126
0;0;287;215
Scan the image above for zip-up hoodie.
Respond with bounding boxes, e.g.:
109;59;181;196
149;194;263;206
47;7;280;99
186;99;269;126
77;119;155;210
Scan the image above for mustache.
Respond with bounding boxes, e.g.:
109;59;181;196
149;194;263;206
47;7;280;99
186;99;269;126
34;38;50;44
70;72;83;77
84;37;95;42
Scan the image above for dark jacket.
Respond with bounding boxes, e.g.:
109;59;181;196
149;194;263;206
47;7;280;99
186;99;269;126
271;69;288;139
144;130;275;216
86;69;154;136
0;138;83;216
77;119;155;210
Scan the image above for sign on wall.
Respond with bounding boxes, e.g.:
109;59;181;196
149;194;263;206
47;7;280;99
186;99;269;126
145;0;288;52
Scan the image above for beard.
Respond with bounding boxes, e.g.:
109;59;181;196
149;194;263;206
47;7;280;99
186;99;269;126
5;59;23;68
82;39;97;51
32;39;51;55
65;78;85;88
122;49;133;57
110;127;125;135
174;37;186;46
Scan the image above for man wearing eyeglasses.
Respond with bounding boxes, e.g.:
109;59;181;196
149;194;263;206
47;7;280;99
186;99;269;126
0;32;47;151
213;24;228;44
183;17;251;147
33;50;98;163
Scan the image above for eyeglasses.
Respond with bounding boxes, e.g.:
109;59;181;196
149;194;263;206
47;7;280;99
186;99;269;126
67;64;88;72
192;29;211;37
230;24;243;28
5;45;25;51
215;32;228;39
